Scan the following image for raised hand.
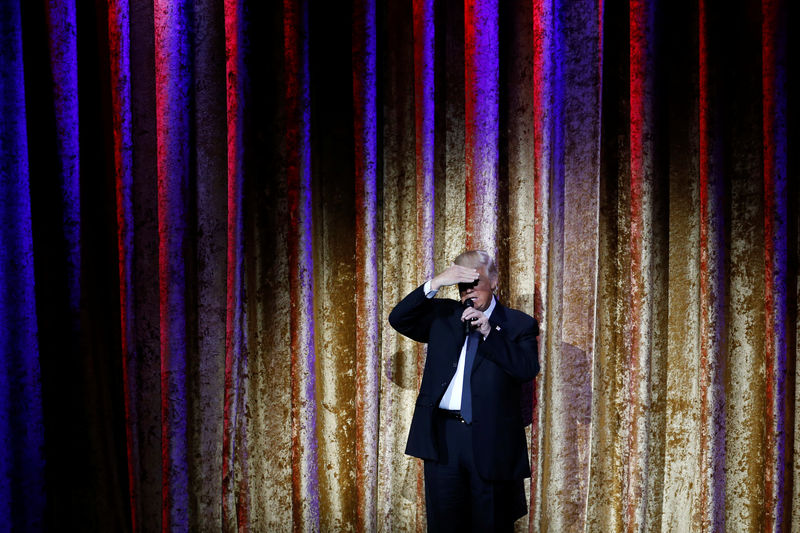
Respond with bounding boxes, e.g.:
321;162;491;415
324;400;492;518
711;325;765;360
430;264;480;291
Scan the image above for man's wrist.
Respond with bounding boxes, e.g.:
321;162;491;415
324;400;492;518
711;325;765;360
424;279;438;299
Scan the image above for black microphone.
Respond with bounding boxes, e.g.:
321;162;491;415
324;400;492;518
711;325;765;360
463;298;474;336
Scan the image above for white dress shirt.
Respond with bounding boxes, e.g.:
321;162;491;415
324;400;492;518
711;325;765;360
422;280;496;411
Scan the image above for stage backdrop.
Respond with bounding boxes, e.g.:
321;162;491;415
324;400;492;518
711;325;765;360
1;0;798;531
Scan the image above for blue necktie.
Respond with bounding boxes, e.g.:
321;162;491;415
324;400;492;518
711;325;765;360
461;331;480;423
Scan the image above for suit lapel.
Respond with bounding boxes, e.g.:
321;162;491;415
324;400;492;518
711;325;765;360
470;301;507;373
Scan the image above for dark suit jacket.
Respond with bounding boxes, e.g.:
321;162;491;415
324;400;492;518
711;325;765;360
388;284;540;482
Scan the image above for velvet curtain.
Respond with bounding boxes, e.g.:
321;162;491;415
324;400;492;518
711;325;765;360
1;0;798;531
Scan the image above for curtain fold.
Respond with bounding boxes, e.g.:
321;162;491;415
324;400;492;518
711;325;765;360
153;1;192;527
464;0;499;255
107;0;138;527
660;3;702;528
284;0;319;531
0;2;44;529
1;0;798;531
352;0;380;530
761;0;790;528
191;0;227;529
222;0;249;529
530;0;554;527
379;0;423;528
696;0;727;528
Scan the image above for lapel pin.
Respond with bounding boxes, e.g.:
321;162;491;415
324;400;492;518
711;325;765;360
495;325;501;331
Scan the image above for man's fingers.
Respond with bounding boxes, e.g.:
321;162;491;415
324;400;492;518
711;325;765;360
451;266;479;283
432;265;479;289
450;264;479;277
461;308;484;322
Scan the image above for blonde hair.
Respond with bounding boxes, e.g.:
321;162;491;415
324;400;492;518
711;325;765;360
454;250;498;284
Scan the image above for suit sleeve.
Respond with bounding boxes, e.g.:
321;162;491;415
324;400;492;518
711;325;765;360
388;284;439;344
479;316;540;381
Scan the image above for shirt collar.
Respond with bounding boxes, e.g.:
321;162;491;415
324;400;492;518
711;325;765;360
484;294;497;319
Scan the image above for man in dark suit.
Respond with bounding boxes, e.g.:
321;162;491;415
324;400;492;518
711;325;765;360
388;250;540;532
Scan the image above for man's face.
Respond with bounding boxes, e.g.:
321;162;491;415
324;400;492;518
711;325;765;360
458;266;494;312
